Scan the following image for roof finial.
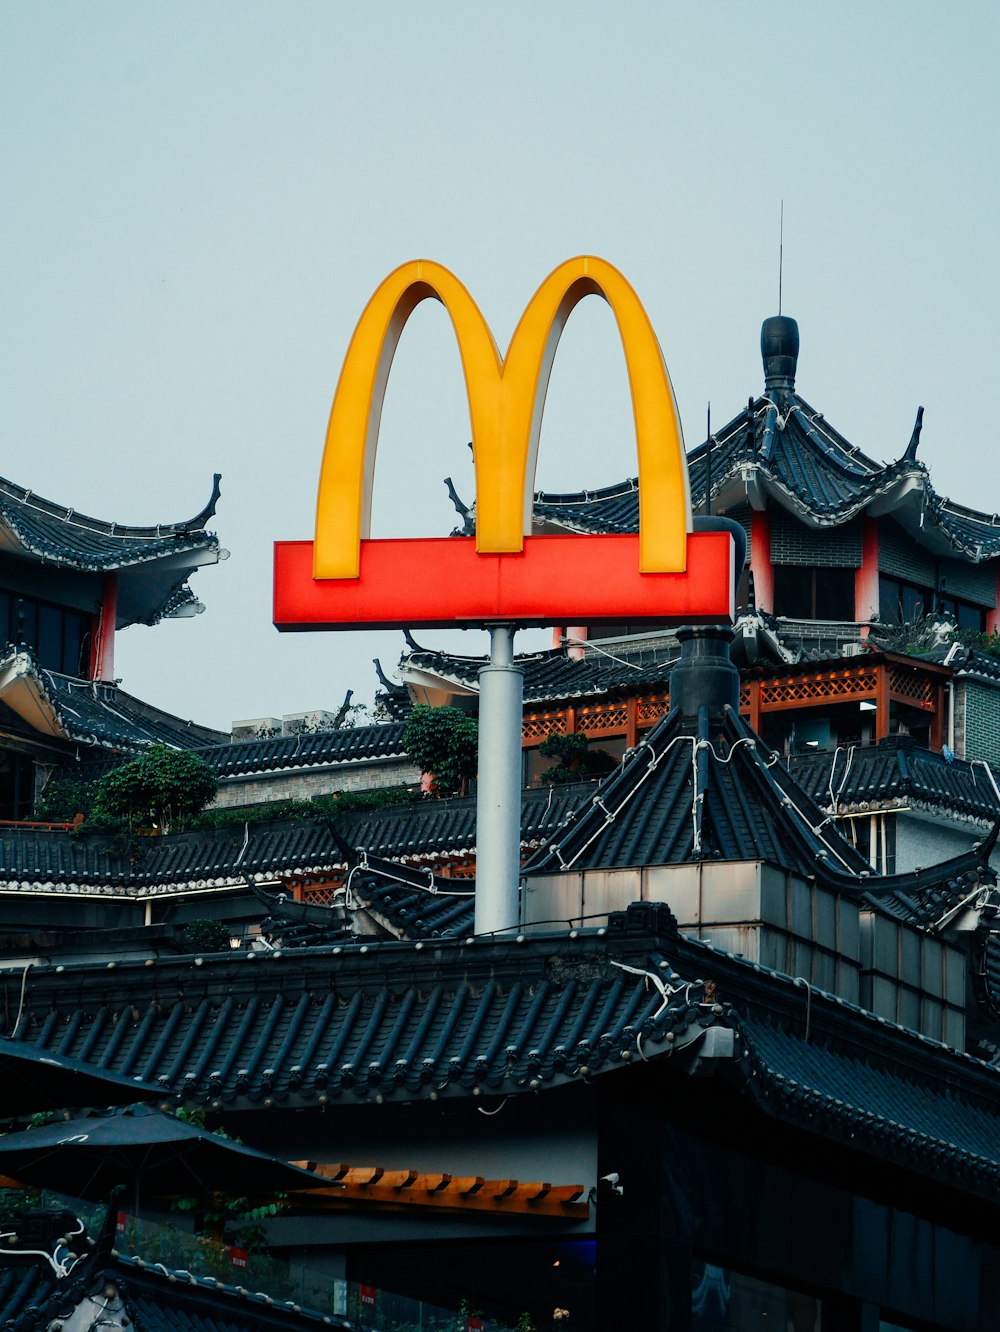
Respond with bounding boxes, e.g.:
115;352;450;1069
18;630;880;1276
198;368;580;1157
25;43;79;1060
761;314;799;393
903;406;925;462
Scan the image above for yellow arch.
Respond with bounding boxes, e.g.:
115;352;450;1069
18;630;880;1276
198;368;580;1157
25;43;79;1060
313;256;691;579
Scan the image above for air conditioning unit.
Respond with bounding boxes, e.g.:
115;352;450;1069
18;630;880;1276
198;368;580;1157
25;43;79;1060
841;642;866;657
231;717;282;741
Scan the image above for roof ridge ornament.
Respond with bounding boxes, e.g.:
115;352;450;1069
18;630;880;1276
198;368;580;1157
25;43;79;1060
902;406;925;463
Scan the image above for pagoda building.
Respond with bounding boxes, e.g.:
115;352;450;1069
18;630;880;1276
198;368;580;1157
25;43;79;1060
0;472;228;816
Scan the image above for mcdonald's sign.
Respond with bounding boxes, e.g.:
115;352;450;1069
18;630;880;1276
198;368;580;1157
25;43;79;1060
273;257;735;630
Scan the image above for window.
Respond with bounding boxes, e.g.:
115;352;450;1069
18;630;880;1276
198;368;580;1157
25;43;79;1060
0;590;93;675
774;566;855;621
880;576;987;631
691;1262;821;1332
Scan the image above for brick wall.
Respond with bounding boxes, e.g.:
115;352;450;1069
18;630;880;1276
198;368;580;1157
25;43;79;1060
770;510;862;567
878;518;936;585
939;555;997;608
959;679;1000;766
211;758;420;808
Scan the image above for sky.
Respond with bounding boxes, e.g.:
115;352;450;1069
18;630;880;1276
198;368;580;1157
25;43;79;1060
1;3;997;733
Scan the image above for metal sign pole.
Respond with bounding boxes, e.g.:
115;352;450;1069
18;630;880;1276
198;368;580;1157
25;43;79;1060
474;624;523;935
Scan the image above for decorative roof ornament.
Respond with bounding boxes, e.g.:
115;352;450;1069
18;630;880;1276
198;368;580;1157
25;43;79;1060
760;314;800;395
902;405;925;463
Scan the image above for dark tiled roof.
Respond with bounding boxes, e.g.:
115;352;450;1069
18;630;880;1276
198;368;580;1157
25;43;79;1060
0;786;587;897
11;910;1000;1202
196;722;409;779
789;740;1000;824
532;391;1000;562
337;784;586;861
5;652;228;752
740;1012;1000;1189
525;710;997;914
525;708;872;883
0;473;221;572
113;1254;357;1330
0;474;225;629
9;925;715;1109
0;1235;356;1331
400;637;677;705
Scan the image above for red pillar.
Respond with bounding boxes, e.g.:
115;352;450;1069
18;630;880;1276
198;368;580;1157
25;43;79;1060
856;517;880;623
750;508;773;613
988;562;1000;635
90;572;118;681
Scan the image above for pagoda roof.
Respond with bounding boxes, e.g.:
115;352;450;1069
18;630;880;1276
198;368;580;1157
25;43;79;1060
0;648;228;753
524;707;995;905
0;472;225;626
530;328;1000;562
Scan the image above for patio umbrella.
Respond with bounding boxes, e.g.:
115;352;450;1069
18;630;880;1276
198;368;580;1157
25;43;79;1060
0;1103;326;1204
0;1036;162;1118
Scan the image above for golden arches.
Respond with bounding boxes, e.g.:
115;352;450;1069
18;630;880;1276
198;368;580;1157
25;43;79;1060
313;256;691;579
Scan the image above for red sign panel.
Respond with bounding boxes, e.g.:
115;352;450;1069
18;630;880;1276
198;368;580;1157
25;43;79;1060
274;531;734;632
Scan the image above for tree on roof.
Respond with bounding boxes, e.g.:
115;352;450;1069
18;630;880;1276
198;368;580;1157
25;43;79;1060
94;745;218;832
403;705;478;797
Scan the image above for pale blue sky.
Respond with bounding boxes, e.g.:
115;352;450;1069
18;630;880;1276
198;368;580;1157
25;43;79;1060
1;3;997;729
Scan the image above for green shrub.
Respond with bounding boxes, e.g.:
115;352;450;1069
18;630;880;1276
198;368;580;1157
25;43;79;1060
94;745;218;832
402;706;478;797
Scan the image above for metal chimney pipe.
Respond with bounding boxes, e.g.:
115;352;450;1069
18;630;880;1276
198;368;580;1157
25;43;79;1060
474;625;523;935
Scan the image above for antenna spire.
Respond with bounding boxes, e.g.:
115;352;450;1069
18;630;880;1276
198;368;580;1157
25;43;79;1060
778;200;784;315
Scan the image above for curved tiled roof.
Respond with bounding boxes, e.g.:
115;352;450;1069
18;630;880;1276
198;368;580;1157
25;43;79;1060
0;785;589;898
0;473;221;571
789;740;1000;824
10;925;715;1108
0;651;228;752
0;474;226;629
196;722;409;779
525;709;996;912
10;909;1000;1202
525;707;872;882
400;636;677;705
532;387;1000;562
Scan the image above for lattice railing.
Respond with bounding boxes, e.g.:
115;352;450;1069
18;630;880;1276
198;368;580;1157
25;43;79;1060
637;693;670;726
522;710;569;742
759;668;879;708
301;881;344;907
576;703;629;732
888;665;936;709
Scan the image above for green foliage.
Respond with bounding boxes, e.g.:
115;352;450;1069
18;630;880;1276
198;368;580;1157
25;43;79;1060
34;775;95;823
182;919;231;953
187;785;421;831
955;627;1000;657
93;745;218;831
403;705;479;797
537;730;616;783
538;730;590;784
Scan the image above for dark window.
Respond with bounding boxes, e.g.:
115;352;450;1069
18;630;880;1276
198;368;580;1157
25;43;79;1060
691;1261;821;1332
0;592;94;675
774;565;854;620
880;575;987;630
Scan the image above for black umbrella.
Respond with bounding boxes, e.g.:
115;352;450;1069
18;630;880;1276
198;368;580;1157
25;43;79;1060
0;1036;162;1118
0;1103;325;1203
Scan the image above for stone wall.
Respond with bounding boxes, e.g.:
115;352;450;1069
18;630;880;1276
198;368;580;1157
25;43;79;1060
211;757;420;809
